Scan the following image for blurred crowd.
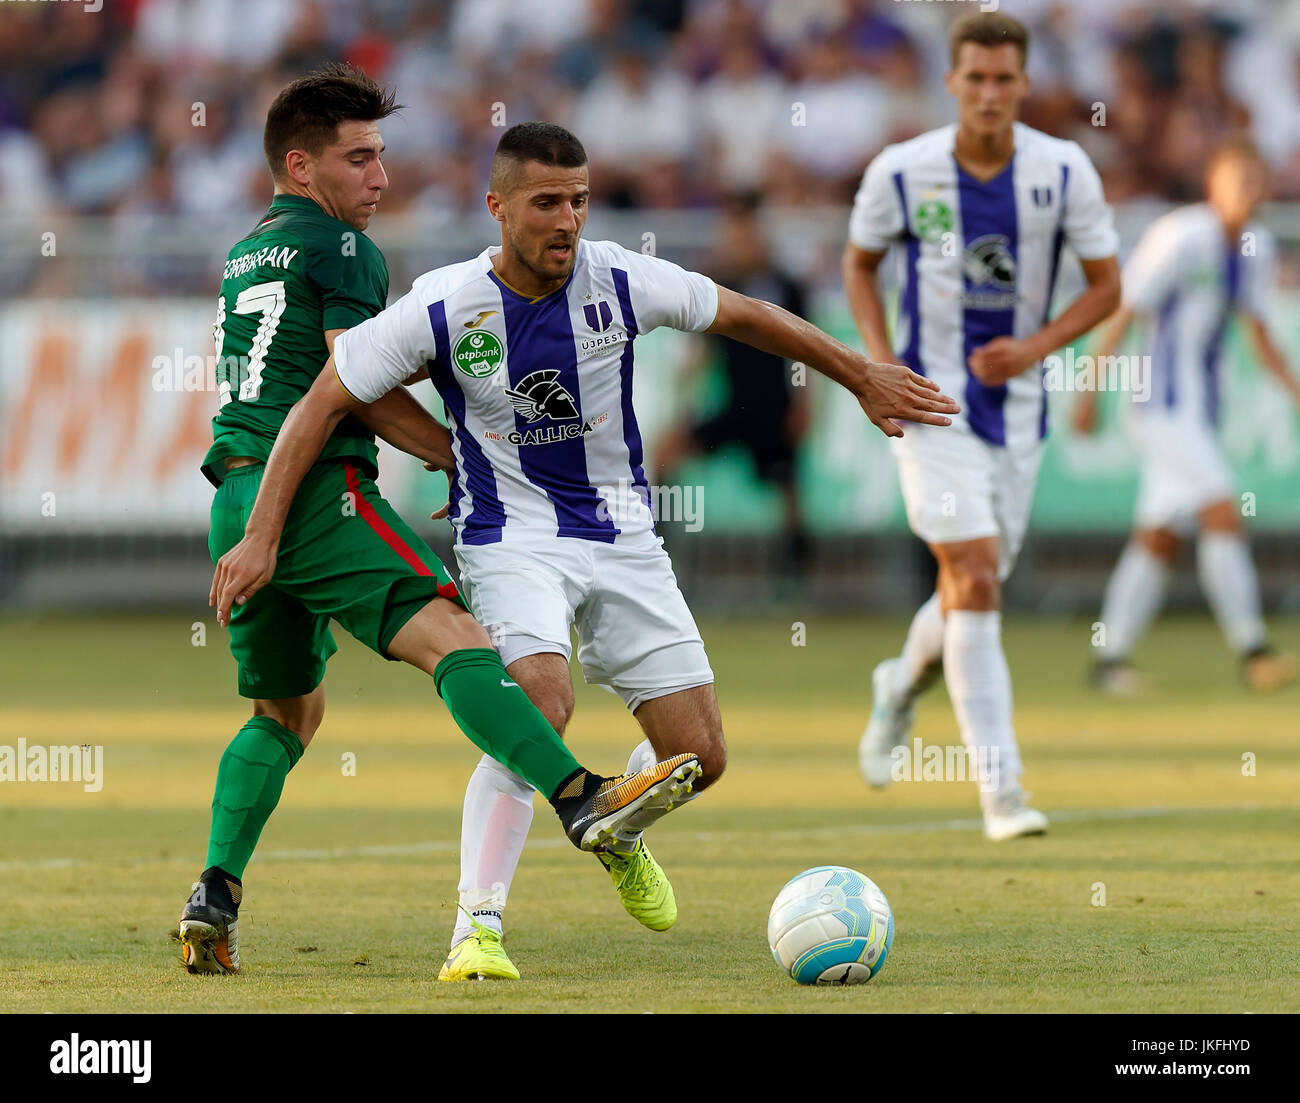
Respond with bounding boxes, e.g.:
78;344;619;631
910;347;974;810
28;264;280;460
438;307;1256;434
2;0;1299;225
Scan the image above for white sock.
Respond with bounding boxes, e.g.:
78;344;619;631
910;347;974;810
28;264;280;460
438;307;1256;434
450;754;535;947
891;591;945;702
1097;542;1172;660
624;738;656;777
1198;531;1267;654
942;610;1022;807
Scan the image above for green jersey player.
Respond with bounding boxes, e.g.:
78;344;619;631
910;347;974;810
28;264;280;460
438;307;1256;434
175;65;702;978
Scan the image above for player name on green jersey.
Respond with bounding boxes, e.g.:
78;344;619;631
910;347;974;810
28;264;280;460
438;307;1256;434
202;194;389;487
221;245;300;282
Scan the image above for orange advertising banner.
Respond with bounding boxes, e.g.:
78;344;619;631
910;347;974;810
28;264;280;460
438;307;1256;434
0;301;220;532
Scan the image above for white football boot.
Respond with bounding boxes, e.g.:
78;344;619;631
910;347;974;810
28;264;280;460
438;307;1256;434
1090;658;1144;697
982;785;1049;841
858;658;914;788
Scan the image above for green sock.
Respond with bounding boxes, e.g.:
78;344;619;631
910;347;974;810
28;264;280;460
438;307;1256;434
204;716;304;879
433;647;583;798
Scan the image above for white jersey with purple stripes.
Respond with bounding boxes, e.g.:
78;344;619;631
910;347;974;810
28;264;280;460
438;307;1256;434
333;239;719;546
1122;202;1273;426
848;122;1119;452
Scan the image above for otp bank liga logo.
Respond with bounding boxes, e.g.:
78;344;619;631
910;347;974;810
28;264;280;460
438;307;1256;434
453;329;505;378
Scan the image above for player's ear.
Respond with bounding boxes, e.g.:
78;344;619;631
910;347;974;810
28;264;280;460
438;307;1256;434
284;149;311;187
485;191;505;223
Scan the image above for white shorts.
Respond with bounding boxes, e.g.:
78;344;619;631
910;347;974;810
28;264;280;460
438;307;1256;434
890;423;1043;581
453;534;714;712
1132;415;1235;531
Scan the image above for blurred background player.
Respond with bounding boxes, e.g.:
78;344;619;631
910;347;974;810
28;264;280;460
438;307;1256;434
1074;140;1300;695
653;193;812;574
843;13;1122;840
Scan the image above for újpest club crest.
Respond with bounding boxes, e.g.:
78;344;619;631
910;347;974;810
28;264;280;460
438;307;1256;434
583;299;614;332
453;329;505;378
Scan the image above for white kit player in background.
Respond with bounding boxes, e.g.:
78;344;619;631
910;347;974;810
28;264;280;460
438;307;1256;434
1074;140;1300;694
331;123;958;978
842;13;1121;840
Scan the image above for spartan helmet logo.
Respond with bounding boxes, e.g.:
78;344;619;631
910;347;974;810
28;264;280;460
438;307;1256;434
962;234;1017;289
504;370;579;423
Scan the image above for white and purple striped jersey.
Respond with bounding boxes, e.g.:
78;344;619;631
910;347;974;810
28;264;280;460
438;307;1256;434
333;239;719;544
849;122;1119;451
1122;203;1273;426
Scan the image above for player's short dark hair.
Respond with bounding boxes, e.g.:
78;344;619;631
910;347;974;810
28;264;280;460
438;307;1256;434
948;12;1029;70
490;122;588;195
263;63;402;180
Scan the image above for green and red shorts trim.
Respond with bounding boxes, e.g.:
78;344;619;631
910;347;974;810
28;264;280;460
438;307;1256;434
209;458;466;700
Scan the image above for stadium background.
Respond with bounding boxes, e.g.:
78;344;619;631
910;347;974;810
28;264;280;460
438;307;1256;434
2;0;1300;615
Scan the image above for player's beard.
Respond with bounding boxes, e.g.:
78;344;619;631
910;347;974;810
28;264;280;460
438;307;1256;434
508;231;577;287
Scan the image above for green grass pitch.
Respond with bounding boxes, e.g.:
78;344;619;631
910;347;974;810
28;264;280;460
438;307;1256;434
1;613;1297;1013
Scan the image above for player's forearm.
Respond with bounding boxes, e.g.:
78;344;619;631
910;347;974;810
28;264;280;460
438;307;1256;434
1089;306;1135;364
244;376;352;543
354;387;455;471
1249;318;1300;401
841;249;895;363
1022;269;1122;363
711;290;871;396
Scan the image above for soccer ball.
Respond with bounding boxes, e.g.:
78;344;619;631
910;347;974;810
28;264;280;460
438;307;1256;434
767;865;895;985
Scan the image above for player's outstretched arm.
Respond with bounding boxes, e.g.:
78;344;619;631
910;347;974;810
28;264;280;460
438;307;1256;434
841;244;896;365
1071;304;1135;435
705;284;959;438
1244;314;1300;407
209;359;359;625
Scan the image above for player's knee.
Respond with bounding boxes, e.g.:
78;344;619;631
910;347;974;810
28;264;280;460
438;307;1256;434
947;564;1000;610
253;693;324;748
1199;500;1240;535
1138;528;1180;563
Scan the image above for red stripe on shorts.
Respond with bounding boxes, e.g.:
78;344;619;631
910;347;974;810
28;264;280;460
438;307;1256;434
344;461;433;577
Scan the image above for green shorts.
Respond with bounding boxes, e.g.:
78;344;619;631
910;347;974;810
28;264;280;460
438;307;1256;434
209;459;465;700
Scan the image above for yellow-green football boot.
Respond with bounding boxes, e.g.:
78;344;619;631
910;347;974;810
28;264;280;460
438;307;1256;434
437;913;520;981
597;838;677;931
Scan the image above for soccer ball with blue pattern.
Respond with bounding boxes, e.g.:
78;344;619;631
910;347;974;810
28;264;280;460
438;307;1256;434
767;866;895;985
